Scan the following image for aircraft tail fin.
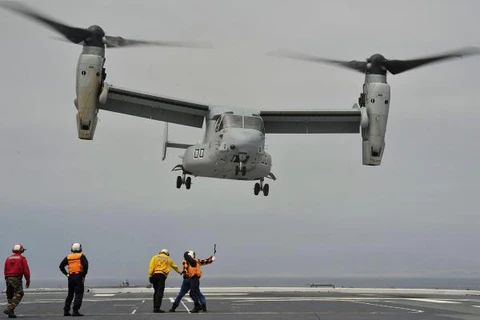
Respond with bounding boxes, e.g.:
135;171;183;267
161;123;194;161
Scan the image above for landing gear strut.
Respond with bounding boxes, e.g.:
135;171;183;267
235;162;247;176
254;178;269;196
176;173;192;190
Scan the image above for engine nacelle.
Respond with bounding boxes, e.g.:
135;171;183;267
361;82;390;166
75;51;104;140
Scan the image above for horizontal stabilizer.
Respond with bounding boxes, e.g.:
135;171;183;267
167;142;193;149
162;123;193;161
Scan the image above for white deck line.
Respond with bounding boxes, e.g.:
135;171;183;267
407;298;461;304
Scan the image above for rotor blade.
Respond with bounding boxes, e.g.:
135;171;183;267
385;47;480;75
269;50;367;73
0;1;91;44
50;36;85;45
104;36;211;49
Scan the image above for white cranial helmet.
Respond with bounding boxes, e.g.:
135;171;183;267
160;248;170;256
12;244;25;253
71;243;82;252
187;250;196;258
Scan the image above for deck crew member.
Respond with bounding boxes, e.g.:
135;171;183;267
169;251;209;312
183;251;215;313
4;244;30;319
59;243;89;317
148;248;182;313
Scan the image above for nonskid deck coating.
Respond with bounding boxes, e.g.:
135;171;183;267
2;287;480;319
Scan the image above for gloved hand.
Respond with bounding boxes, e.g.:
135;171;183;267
210;256;216;262
26;281;30;288
149;277;153;284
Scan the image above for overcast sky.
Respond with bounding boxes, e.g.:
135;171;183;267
1;0;480;286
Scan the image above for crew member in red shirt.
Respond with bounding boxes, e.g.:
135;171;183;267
3;244;30;319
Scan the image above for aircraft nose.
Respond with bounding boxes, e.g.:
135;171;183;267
225;129;263;152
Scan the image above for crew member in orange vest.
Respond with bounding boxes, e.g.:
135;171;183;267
59;243;89;317
184;251;215;313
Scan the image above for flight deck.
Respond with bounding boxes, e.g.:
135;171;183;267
2;287;480;319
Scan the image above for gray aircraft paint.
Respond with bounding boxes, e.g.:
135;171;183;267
361;74;391;165
76;46;105;139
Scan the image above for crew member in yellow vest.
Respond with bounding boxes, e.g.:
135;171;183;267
59;243;89;317
184;250;215;313
148;248;182;313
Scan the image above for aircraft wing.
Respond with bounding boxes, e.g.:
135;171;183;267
99;85;210;128
260;110;361;134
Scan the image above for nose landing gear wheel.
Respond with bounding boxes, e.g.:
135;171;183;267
236;162;247;176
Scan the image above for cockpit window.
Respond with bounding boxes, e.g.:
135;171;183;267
244;116;264;133
220;115;243;130
216;114;265;133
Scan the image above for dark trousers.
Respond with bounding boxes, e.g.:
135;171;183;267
64;274;84;312
189;276;201;308
173;278;206;307
151;273;166;310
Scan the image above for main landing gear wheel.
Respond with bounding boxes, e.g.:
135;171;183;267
254;183;261;195
176;173;192;190
176;176;182;189
253;179;270;197
263;183;269;196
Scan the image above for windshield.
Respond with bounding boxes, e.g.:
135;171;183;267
219;114;242;131
216;114;265;133
244;116;264;133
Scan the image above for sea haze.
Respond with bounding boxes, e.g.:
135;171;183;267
28;276;480;290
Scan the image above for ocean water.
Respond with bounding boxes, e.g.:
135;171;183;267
27;276;480;290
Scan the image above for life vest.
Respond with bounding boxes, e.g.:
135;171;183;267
187;259;202;278
67;253;84;275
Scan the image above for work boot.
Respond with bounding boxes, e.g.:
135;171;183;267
190;307;200;313
168;305;177;312
153;308;165;313
64;311;72;316
202;304;207;312
72;310;83;316
3;310;16;318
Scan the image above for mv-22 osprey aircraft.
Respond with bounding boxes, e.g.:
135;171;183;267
2;2;479;196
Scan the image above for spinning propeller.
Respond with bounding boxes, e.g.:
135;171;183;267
271;47;480;75
0;1;209;49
